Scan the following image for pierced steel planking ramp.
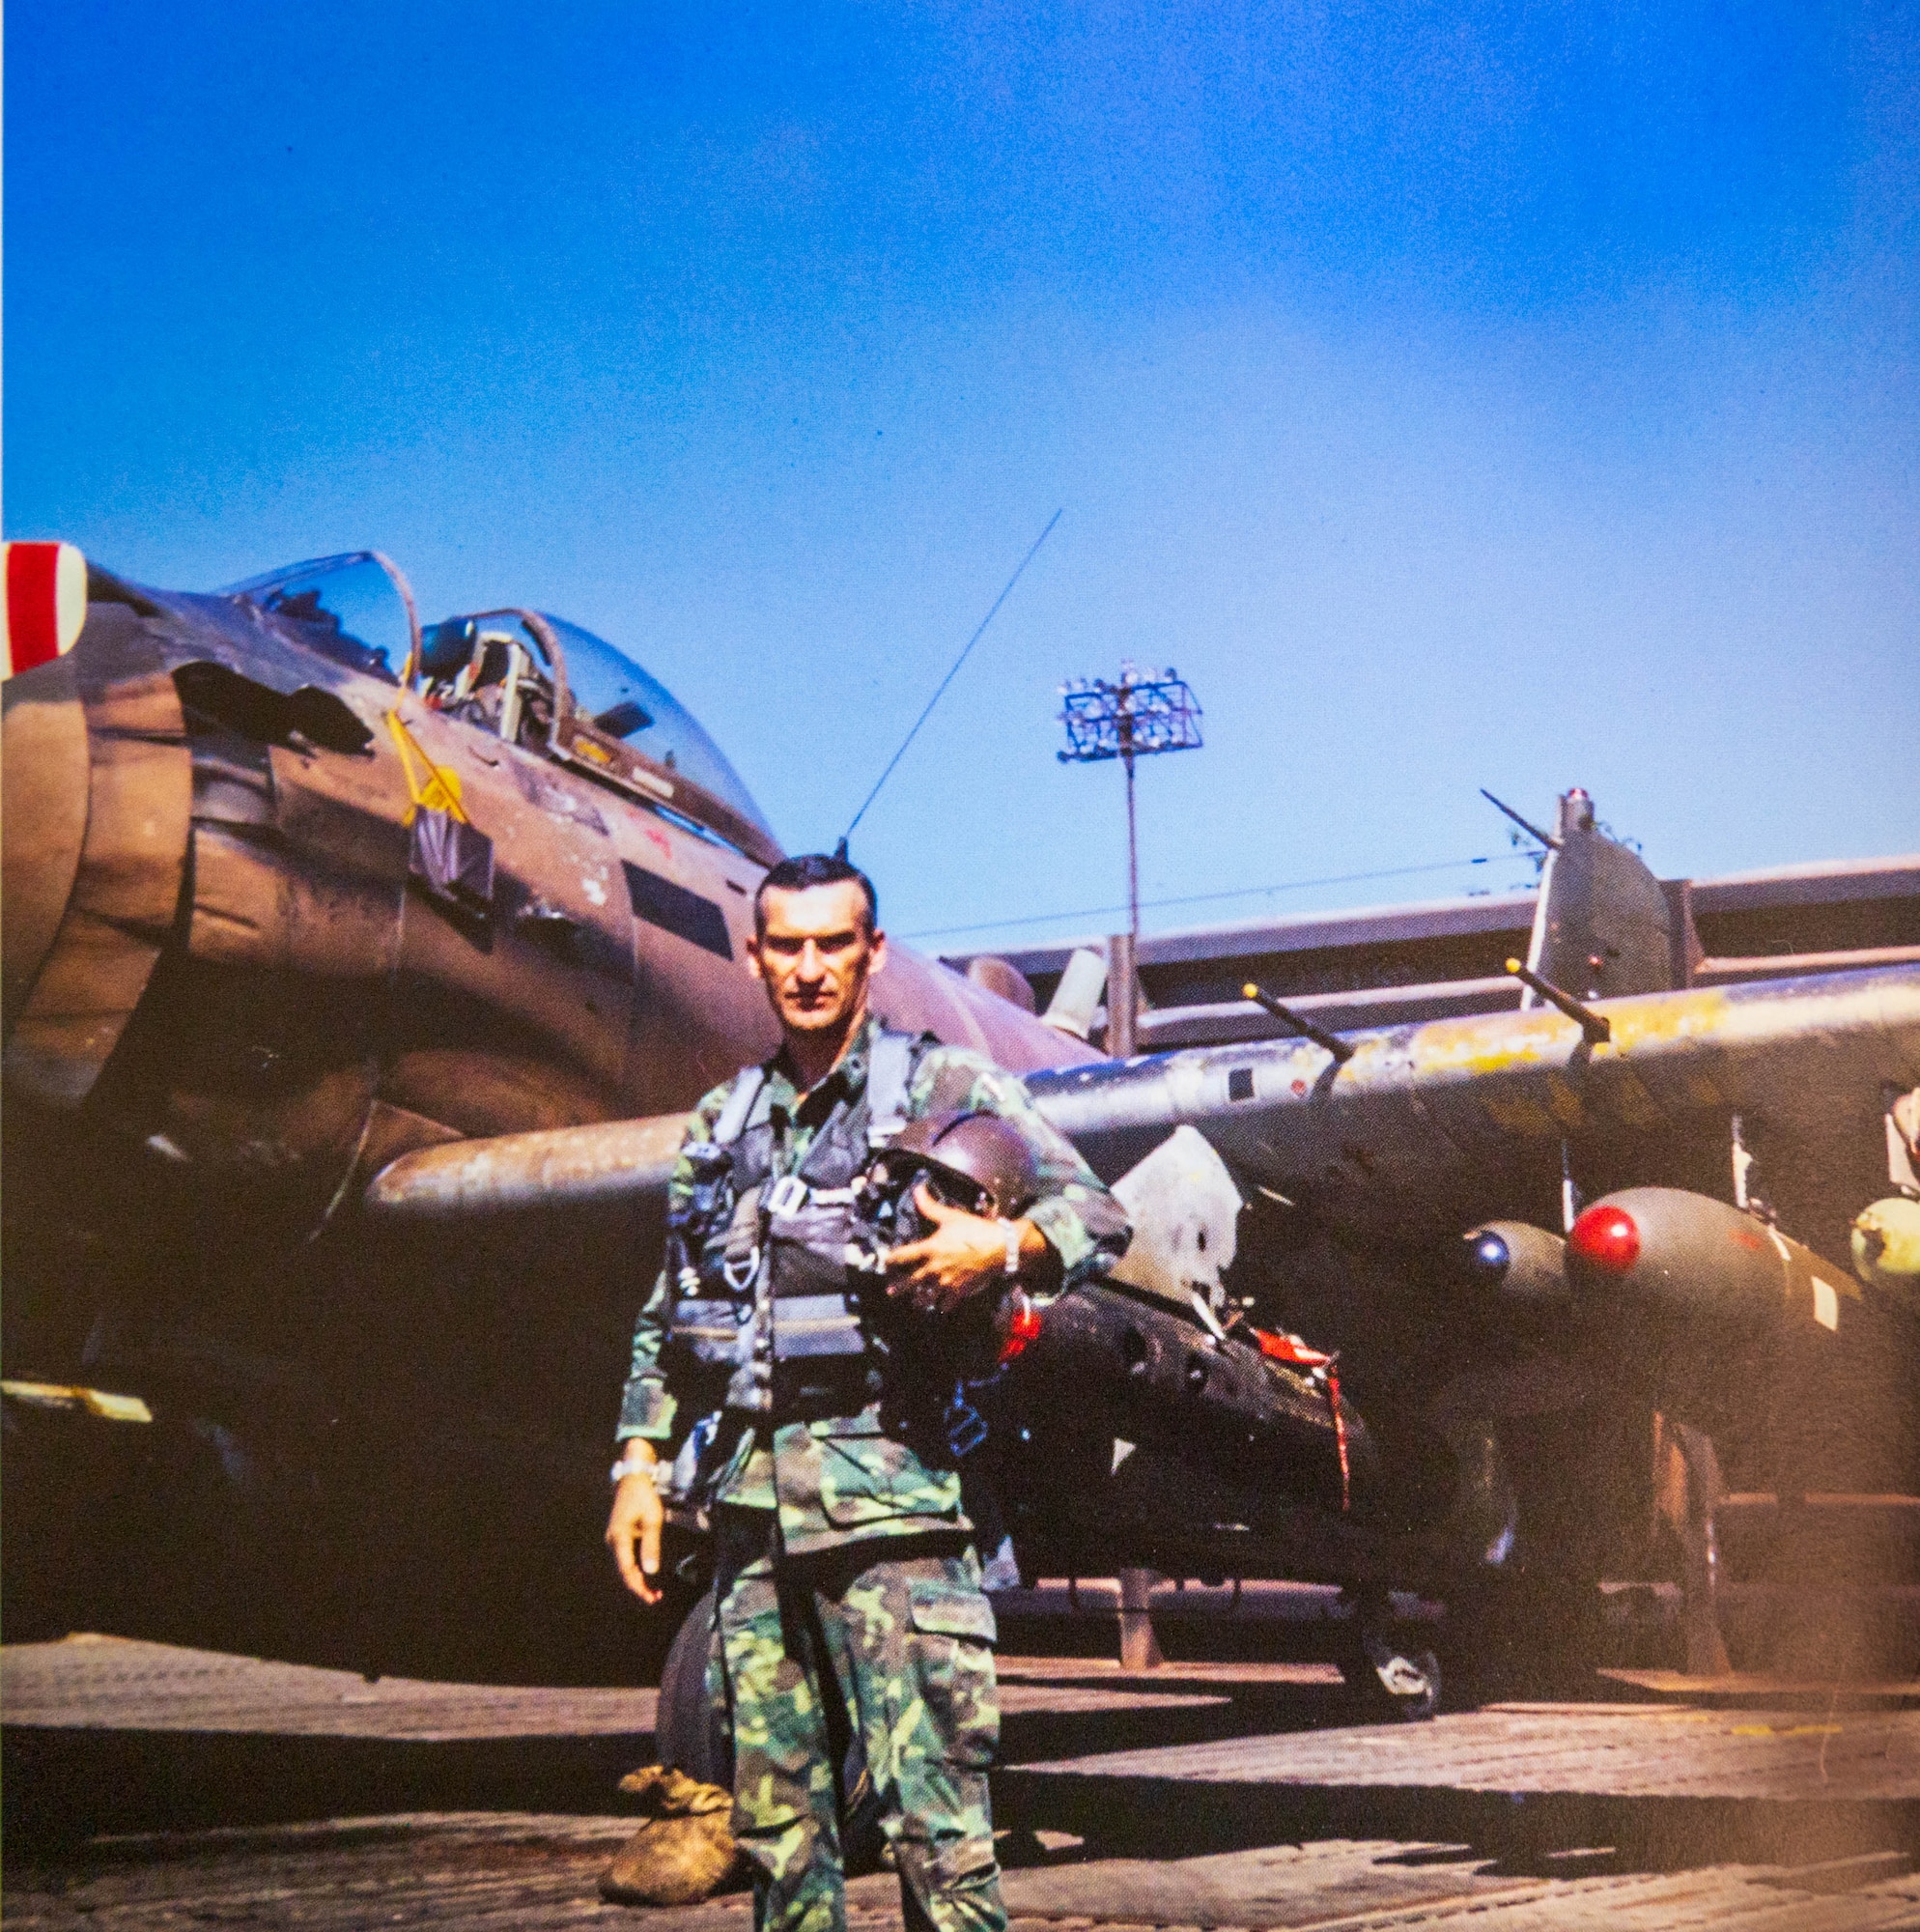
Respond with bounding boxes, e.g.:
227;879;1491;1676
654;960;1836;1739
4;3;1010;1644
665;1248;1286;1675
1017;1701;1920;1801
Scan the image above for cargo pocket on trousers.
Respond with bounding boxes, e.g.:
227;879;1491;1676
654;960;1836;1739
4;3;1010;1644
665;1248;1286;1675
909;1581;999;1769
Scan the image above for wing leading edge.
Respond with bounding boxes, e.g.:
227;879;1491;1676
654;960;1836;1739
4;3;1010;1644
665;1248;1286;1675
1026;964;1920;1245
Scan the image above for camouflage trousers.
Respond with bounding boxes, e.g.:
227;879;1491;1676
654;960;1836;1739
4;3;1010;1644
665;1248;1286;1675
711;1509;1005;1932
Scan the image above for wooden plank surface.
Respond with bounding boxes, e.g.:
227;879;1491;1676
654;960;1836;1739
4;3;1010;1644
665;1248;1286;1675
1;1638;1224;1739
1017;1702;1920;1802
1598;1667;1920;1703
997;1658;1344;1688
2;1636;663;1742
4;1813;1917;1932
7;1637;1919;1930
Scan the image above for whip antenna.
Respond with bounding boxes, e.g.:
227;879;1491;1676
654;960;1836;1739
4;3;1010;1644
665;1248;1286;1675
836;510;1062;857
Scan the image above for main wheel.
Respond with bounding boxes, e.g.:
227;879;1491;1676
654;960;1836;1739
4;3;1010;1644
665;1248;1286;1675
1345;1627;1442;1721
657;1588;732;1787
1337;1590;1442;1722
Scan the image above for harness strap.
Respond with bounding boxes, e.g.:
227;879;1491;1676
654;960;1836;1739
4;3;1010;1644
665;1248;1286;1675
710;1065;767;1146
866;1030;915;1147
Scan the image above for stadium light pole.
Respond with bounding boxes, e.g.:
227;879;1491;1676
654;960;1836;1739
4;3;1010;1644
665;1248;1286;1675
1059;664;1202;1054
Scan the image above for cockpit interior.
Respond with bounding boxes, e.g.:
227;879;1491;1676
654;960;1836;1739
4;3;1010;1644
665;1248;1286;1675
225;551;778;865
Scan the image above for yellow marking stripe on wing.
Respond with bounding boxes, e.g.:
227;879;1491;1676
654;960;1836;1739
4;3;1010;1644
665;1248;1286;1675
1406;985;1737;1080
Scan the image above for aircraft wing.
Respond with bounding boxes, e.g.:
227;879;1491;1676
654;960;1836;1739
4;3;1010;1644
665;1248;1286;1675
364;966;1920;1259
1025;964;1920;1255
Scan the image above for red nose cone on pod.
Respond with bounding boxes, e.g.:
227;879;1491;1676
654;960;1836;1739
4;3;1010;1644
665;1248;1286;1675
1568;1204;1640;1273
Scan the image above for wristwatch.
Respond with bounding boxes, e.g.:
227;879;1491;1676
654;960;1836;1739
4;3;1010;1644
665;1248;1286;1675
610;1453;656;1486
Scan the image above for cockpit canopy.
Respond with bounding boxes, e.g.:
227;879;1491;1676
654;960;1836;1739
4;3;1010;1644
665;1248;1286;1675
226;552;776;860
225;552;413;683
416;608;772;842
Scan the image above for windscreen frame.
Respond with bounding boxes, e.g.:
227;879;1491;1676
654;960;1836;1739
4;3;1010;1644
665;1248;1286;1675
411;604;781;868
223;550;421;686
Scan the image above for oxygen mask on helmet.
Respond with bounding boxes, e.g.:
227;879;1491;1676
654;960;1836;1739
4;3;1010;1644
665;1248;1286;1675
854;1111;1049;1378
858;1109;1043;1244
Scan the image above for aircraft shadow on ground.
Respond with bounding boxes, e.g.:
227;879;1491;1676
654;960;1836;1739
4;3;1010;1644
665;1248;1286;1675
0;1727;651;1847
8;1684;1915;1881
991;1769;1920;1878
0;1686;1304;1849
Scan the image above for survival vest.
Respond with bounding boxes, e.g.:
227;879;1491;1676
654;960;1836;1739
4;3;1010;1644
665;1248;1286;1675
663;1030;922;1419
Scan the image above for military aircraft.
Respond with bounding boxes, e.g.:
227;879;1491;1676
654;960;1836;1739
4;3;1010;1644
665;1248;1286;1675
0;545;1107;1670
4;542;1917;1719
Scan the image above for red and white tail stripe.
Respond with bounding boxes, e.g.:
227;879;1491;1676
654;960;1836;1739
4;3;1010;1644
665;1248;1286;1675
3;542;89;679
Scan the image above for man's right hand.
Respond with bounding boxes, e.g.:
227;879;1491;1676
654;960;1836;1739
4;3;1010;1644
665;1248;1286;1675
606;1447;664;1605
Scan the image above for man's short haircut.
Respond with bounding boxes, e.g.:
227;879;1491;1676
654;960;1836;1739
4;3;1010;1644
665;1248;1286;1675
754;853;879;936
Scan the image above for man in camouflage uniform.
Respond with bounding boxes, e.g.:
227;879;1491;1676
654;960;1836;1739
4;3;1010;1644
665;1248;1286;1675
607;853;1128;1932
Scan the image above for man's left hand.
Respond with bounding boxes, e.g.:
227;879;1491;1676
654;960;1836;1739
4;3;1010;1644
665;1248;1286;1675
887;1184;1032;1313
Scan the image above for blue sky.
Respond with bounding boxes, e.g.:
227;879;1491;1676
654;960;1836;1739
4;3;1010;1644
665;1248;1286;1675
8;1;1916;952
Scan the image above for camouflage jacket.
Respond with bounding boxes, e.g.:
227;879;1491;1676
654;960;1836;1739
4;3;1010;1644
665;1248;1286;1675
617;1013;1130;1555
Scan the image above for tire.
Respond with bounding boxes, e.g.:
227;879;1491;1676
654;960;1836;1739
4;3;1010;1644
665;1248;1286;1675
1337;1590;1442;1723
657;1588;732;1787
1344;1631;1442;1722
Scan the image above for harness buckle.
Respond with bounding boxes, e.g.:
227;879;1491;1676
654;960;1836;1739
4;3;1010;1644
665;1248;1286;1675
721;1246;761;1293
764;1174;809;1219
945;1390;990;1458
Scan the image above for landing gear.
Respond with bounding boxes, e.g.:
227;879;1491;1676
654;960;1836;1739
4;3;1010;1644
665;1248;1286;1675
655;1587;731;1787
1337;1589;1442;1722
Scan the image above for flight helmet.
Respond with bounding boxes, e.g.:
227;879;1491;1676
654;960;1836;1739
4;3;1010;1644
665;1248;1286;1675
866;1110;1042;1222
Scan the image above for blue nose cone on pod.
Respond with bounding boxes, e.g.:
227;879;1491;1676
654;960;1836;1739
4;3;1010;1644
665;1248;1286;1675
1467;1230;1511;1279
1456;1221;1568;1316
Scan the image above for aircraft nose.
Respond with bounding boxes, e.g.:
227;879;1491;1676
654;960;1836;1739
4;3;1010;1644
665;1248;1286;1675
2;656;92;1034
2;648;193;1107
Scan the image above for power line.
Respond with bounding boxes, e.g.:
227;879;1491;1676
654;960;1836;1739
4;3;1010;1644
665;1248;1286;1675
900;854;1517;943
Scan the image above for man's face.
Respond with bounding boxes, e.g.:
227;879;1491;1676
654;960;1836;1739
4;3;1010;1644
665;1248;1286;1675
747;881;888;1043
